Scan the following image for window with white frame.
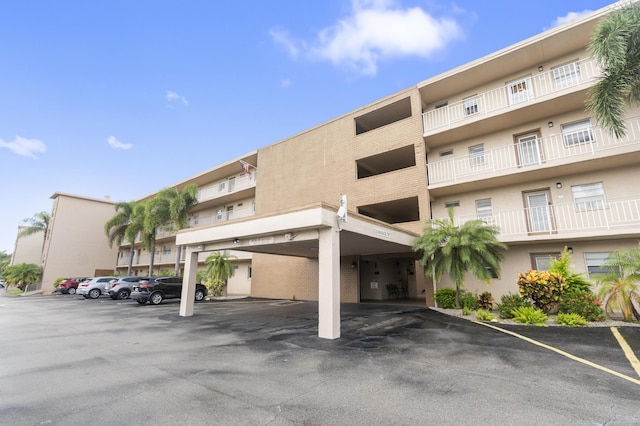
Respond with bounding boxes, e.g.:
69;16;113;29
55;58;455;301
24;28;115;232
475;198;492;221
585;252;611;277
216;209;223;221
218;181;226;192
507;77;533;105
572;182;605;211
469;144;485;167
552;61;581;88
562;119;594;146
162;245;171;255
531;253;560;271
191;214;199;226
463;96;478;116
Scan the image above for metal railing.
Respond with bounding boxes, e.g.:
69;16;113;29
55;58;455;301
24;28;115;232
422;57;600;132
452;196;640;239
197;172;256;203
427;117;640;185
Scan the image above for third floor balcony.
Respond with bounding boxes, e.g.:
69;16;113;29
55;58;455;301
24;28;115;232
422;57;600;146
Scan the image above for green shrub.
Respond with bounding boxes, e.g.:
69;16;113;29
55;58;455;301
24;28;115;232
435;288;457;309
462;306;472;316
512;306;549;326
549;248;593;293
476;291;494;310
555;313;588;327
459;291;477;310
517;270;568;313
496;293;533;319
53;277;64;288
475;309;497;322
559;289;605;322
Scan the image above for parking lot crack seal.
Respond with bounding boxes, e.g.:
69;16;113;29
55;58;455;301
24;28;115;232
472;320;640;387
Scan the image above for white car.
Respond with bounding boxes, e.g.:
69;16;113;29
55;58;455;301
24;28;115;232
77;277;117;299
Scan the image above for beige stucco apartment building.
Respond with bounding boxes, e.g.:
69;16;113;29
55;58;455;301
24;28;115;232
13;1;639;337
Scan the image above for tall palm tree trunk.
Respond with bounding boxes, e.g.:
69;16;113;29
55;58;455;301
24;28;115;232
128;243;135;276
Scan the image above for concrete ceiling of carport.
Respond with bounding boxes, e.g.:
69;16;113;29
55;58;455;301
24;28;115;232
175;204;419;259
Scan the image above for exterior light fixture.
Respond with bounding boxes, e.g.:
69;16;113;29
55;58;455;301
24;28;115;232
233;238;240;244
538;65;544;72
548;121;554;128
556;182;562;189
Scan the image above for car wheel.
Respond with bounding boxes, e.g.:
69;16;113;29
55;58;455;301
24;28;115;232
117;289;130;300
149;292;163;305
136;299;147;305
88;289;101;299
195;289;205;302
68;287;76;295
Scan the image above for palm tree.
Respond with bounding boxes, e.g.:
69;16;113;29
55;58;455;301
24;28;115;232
412;208;507;308
164;184;199;275
595;248;640;321
126;202;152;276
586;2;640;138
104;201;138;275
203;251;236;296
144;190;175;277
18;211;50;241
4;263;42;291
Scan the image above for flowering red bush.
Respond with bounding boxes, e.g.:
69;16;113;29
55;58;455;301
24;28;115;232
559;290;605;322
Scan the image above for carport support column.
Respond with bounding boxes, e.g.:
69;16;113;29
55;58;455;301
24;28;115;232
179;247;199;317
318;227;340;339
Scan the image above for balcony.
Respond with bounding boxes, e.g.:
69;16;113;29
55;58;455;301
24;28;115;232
452;196;640;243
197;172;256;203
426;117;640;191
131;204;256;244
422;58;600;142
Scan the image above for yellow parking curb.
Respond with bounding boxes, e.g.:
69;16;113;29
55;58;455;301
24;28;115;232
473;321;640;386
610;327;640;378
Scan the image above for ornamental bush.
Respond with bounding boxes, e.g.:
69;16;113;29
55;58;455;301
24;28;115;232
459;291;477;311
559;289;605;322
476;291;494;311
512;306;549;326
496;293;533;319
435;288;456;309
517;269;568;313
555;313;588;327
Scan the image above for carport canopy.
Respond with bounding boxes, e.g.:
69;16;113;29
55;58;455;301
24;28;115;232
175;203;418;339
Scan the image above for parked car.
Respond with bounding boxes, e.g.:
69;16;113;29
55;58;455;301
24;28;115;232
130;276;207;305
77;276;117;299
0;279;5;288
105;276;144;300
57;277;86;295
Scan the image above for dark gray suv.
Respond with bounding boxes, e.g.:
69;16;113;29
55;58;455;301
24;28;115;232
130;276;208;305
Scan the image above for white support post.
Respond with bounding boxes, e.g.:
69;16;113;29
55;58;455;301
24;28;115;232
318;227;340;339
179;247;199;317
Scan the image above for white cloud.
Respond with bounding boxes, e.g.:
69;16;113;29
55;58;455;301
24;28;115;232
107;136;133;150
550;10;593;28
270;0;463;76
0;136;46;159
166;90;189;107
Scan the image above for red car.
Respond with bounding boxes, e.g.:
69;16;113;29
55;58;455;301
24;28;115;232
57;278;86;295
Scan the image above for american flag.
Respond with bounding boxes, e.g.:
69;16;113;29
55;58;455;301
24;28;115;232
239;160;252;174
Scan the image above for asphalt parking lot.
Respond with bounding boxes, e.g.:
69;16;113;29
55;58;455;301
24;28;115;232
1;292;639;425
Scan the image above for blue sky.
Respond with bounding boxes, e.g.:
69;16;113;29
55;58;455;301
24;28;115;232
0;0;616;254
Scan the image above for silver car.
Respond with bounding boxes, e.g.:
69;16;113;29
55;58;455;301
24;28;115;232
77;276;117;299
105;276;144;300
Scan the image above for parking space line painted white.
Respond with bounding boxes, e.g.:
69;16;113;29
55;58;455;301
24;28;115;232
610;327;640;378
473;321;640;387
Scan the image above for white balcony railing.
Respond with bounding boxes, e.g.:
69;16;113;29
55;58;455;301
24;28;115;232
197;172;256;203
427;117;640;186
125;204;256;251
422;57;600;132
451;196;640;240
